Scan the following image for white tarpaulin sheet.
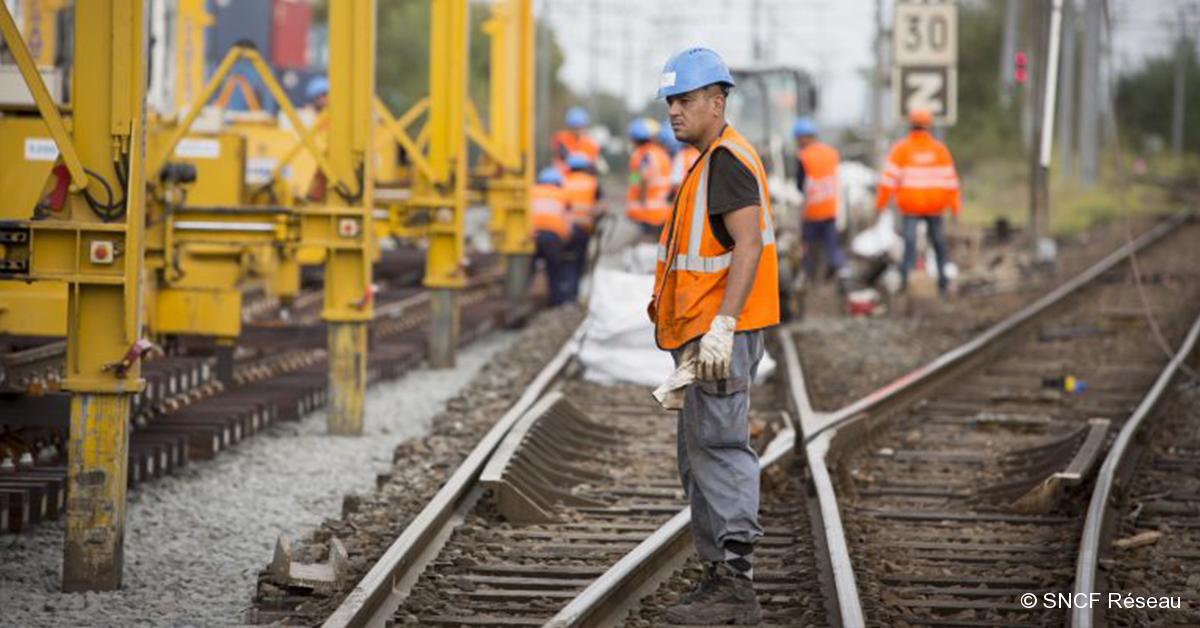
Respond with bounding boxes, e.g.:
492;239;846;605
578;267;774;387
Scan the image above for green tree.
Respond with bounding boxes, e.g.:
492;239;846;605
1115;38;1200;157
946;0;1023;167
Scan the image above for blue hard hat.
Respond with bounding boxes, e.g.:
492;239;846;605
792;117;817;138
565;106;589;129
657;47;735;100
536;166;564;185
566;152;592;171
628;118;652;142
305;76;329;102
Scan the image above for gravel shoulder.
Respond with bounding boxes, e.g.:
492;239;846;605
794;216;1169;411
252;304;585;625
0;331;517;628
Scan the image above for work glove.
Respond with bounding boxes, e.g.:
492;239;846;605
696;314;736;381
652;343;698;410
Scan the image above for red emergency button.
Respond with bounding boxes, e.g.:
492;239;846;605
90;241;115;264
338;218;361;238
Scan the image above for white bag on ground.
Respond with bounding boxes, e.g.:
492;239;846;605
578;267;775;387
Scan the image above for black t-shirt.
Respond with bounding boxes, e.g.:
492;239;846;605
706;147;760;249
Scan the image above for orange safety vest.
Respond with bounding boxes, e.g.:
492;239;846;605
551;130;600;171
563;171;599;230
797;142;839;222
651;125;780;351
875;130;961;217
531;183;570;240
626;143;672;226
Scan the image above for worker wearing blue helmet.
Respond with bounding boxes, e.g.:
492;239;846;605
305;76;329;111
551;107;599;174
303;76;331;201
530;167;575;306
652;46;778;626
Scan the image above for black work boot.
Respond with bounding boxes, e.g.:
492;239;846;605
665;562;762;625
677;562;718;606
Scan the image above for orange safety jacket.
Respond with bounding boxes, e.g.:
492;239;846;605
626;142;672;226
797;142;840;222
875;130;961;217
530;183;571;240
563;171;600;231
651;125;780;351
551;130;600;171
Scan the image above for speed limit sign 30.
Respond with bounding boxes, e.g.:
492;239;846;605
893;0;958;125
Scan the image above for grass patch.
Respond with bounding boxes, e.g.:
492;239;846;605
959;156;1187;237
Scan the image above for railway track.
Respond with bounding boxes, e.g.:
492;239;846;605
266;213;1198;628
0;252;513;535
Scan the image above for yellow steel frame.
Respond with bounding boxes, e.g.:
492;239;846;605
0;0;147;591
150;45;348;193
173;0;212;116
407;0;470;368
306;0;375;433
481;0;535;303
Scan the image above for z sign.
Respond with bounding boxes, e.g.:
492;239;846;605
893;1;958;125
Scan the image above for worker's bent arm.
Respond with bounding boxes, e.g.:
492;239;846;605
717;205;763;319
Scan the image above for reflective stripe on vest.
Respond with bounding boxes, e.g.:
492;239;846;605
655;139;776;273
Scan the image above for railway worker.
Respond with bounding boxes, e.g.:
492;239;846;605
793;117;845;281
875;108;960;294
648;46;779;625
304;76;330;202
551;106;600;174
531;167;575;306
626;117;673;237
562;152;603;299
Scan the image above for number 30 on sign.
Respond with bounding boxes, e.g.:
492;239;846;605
893;0;958;125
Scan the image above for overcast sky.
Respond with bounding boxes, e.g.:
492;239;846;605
539;0;1196;129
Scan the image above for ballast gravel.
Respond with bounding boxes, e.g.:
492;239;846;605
0;331;515;628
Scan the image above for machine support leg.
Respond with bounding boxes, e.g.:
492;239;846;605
63;393;130;592
327;321;367;435
429;288;460;369
504;253;531;303
214;340;236;388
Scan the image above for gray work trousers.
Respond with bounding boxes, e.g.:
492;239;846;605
672;331;765;562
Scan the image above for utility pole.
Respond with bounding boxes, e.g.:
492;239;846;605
1172;5;1188;160
589;0;599;95
1056;0;1077;177
1029;0;1054;258
1078;0;1101;186
752;0;764;63
999;0;1020;106
870;0;885;170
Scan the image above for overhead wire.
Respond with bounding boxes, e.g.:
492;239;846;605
1099;0;1200;382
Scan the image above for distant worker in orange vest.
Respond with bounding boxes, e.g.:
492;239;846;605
875;108;960;294
531;167;575;306
551;106;600;173
649;47;778;625
562;152;604;300
626;118;672;236
792;117;844;281
664;118;701;203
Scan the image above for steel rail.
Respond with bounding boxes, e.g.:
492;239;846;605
544;211;1193;628
1071;312;1200;628
321;326;583;628
544;426;795;628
